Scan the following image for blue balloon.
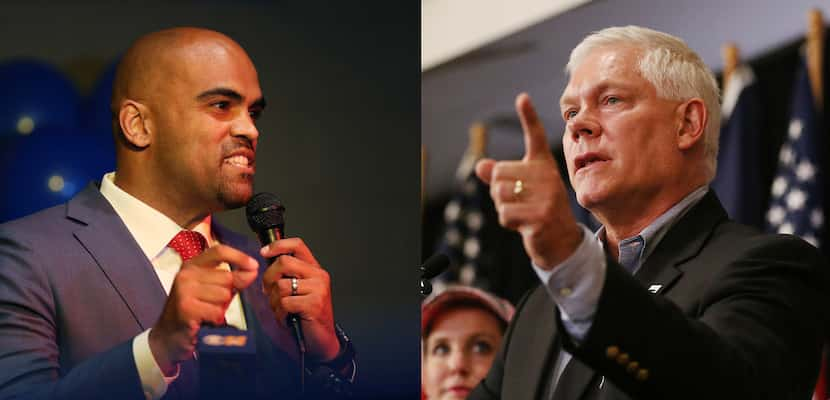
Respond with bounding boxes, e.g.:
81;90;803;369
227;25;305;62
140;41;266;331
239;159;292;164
0;60;81;137
0;127;115;222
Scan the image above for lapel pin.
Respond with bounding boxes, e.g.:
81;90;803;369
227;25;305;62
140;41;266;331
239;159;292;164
648;284;662;293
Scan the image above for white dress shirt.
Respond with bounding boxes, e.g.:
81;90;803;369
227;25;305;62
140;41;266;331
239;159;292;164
99;172;248;400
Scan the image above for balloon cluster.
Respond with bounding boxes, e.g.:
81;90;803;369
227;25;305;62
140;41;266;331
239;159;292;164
0;60;118;222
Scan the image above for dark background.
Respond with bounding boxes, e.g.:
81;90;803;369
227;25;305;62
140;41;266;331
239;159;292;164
0;2;420;398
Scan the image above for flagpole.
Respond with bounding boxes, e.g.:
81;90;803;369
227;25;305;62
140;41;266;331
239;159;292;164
421;144;427;218
806;11;827;400
721;42;739;94
452;121;488;182
468;121;487;160
807;8;824;109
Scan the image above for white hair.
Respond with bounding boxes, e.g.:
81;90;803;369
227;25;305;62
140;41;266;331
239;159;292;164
566;26;721;181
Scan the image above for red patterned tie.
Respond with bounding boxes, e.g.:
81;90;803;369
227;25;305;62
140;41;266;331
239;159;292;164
167;230;228;326
168;230;207;262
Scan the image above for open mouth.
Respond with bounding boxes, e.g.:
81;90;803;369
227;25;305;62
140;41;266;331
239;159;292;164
222;149;256;174
224;154;251;167
574;152;609;172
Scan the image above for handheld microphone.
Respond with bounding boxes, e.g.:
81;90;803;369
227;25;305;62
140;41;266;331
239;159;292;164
246;193;308;388
245;192;286;247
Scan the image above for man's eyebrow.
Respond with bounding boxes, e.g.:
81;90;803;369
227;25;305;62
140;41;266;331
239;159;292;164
559;81;635;108
559;94;575;109
196;87;243;102
560;91;581;112
196;88;266;109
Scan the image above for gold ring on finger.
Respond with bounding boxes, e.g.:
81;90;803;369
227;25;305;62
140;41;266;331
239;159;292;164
513;179;525;198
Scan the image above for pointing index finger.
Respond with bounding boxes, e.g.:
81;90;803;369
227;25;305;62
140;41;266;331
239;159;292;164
516;93;552;161
191;245;258;271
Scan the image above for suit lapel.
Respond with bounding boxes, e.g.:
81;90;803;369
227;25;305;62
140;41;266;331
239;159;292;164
634;191;728;293
551;356;596;400
67;185;167;330
504;288;559;399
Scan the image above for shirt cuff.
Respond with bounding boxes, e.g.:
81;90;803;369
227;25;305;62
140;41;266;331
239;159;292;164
532;223;606;342
133;329;179;400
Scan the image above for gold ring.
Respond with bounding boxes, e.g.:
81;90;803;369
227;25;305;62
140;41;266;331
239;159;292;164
513;180;524;197
291;277;299;296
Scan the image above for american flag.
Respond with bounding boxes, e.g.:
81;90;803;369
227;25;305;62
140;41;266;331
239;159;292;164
711;64;763;228
762;54;827;400
433;150;490;293
765;55;824;248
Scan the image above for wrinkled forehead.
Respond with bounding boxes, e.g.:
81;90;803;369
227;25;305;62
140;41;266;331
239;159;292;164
560;46;650;105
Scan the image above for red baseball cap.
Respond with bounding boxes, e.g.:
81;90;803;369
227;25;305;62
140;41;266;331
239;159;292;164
421;285;515;334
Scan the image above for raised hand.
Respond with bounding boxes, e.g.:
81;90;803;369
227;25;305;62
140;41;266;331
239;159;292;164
149;245;259;375
475;93;582;269
260;238;339;362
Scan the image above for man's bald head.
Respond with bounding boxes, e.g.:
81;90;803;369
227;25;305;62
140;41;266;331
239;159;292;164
111;27;255;136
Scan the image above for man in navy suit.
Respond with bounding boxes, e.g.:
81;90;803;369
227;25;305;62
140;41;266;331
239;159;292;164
0;27;353;399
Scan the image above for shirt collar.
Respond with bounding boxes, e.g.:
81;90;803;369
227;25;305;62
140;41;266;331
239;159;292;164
595;185;709;271
99;172;214;261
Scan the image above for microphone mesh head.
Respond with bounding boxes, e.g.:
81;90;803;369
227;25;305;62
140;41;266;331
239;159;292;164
421;253;450;279
245;192;285;231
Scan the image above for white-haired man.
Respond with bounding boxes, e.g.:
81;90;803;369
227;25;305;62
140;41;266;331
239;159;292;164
469;26;828;399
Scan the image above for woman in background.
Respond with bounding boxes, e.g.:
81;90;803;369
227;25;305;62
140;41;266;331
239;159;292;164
422;286;515;400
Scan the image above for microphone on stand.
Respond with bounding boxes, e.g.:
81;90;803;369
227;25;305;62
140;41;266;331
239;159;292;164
246;192;308;391
419;253;450;296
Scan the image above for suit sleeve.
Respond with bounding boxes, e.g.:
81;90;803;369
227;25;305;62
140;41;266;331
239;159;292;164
561;235;828;400
0;231;145;400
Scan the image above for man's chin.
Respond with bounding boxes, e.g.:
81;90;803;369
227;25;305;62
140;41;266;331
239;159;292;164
218;181;254;209
575;189;605;211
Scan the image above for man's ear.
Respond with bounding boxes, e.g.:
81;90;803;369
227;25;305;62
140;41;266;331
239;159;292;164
118;100;152;148
676;98;707;151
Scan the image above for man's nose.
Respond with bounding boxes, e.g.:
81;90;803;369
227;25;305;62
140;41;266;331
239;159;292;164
567;110;601;141
231;113;260;141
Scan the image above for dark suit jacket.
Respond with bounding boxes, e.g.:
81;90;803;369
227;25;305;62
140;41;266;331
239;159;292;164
470;191;829;400
0;185;303;399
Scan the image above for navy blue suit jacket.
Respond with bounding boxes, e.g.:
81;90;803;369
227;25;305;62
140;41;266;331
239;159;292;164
0;185;302;399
